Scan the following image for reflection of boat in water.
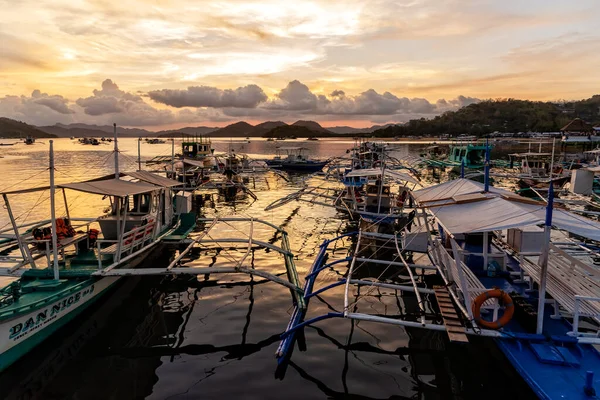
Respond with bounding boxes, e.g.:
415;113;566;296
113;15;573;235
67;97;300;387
265;147;328;173
0;129;184;372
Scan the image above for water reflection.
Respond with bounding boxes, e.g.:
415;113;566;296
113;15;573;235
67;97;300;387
0;138;537;399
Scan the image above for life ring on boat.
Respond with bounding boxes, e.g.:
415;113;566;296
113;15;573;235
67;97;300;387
471;289;514;330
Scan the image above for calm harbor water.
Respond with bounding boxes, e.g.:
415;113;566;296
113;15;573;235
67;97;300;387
0;138;536;399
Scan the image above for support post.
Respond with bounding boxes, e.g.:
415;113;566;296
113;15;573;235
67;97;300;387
483;231;489;270
62;188;70;221
3;194;35;268
171;139;175;175
536;182;553;334
460;159;465;178
484;138;490;192
49;140;59;280
137;137;142;171
113;123;119;178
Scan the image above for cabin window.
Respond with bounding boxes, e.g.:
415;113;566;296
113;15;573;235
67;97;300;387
130;194;151;213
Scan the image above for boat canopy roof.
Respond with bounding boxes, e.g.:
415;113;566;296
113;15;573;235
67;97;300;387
60;178;160;197
181;158;208;167
509;152;552;157
413;178;600;241
125;170;181;187
1;171;176;196
278;146;307;151
411;178;512;206
345;168;419;184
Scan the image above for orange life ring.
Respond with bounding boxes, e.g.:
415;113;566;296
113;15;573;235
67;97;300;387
471;289;514;330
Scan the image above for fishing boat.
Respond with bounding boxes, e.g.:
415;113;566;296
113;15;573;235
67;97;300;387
146;135;213;169
265;147;328;173
145;138;165;144
509;152;571;189
23;136;35;145
447;142;488;168
278;169;600;398
0;126;185;372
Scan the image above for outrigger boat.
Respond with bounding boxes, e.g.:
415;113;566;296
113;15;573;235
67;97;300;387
277;169;600;398
265;147;328;173
0;126;188;372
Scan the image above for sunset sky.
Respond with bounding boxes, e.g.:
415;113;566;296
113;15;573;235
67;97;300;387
1;0;599;129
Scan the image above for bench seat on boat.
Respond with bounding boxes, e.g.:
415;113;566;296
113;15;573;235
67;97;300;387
521;244;600;319
27;232;88;254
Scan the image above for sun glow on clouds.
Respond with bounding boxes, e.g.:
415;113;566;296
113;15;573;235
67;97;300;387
1;0;600;126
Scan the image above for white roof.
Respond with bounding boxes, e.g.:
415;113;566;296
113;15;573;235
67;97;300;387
345;168;419;184
181;158;208;167
61;179;159;197
509;152;551;157
125;171;181;187
418;179;600;241
432;197;543;233
412;178;511;205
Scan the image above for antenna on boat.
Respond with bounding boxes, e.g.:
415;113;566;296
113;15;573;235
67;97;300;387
484;137;490;192
49;140;59;280
536;180;553;334
137;136;141;171
171;138;175;175
113;123;119;178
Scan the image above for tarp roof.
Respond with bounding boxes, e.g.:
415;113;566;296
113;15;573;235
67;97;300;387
345;168;419;184
411;178;512;205
509;152;552;157
1;171;178;196
417;179;600;241
432;197;544;234
181;158;208;167
125;171;181;187
561;118;592;132
60;179;159;197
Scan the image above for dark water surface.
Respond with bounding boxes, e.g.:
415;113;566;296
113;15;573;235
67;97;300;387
0;138;535;399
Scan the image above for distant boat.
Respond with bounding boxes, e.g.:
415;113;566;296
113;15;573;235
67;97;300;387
24;136;35;145
267;138;275;142
265;147;328;173
307;137;318;141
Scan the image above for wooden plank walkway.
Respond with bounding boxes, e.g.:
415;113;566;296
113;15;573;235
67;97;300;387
434;285;469;343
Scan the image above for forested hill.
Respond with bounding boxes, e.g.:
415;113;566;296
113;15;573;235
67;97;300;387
375;96;600;137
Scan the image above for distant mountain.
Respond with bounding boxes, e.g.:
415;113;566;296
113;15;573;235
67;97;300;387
38;125;109;138
0;118;57;138
291;120;329;132
326;124;400;134
45;123;152;137
264;124;332;138
210;121;255;137
253;121;287;134
157;126;218;137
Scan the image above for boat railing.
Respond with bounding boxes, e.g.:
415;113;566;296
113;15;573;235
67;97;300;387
570;295;600;339
96;220;156;269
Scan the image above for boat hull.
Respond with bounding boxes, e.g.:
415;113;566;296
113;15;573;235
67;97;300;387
0;277;118;372
0;245;163;373
265;160;327;173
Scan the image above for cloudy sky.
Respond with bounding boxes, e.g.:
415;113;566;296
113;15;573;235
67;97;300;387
1;0;599;129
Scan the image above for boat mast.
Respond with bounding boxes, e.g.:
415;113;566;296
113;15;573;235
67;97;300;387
549;138;555;181
49;140;60;280
536;182;553;334
137;137;142;171
171;139;175;175
113;123;119;178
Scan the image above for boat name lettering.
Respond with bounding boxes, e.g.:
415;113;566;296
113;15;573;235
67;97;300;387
8;284;95;340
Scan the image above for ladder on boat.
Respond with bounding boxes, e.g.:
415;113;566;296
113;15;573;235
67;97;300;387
433;286;469;343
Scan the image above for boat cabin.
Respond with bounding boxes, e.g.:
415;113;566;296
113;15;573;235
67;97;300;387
448;143;489;167
509;152;553;177
182;136;213;159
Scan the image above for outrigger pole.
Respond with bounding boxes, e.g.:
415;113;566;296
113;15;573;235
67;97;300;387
49;140;59;280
